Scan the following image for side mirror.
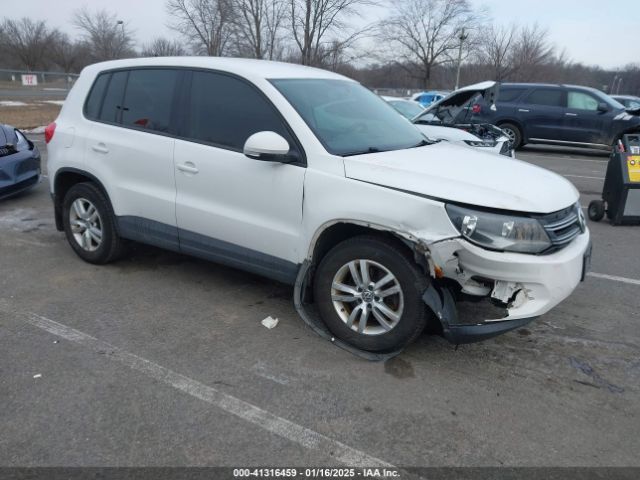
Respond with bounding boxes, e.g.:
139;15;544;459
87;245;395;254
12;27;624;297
243;131;290;162
597;102;609;113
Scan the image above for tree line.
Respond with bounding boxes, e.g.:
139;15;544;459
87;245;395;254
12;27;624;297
0;0;638;96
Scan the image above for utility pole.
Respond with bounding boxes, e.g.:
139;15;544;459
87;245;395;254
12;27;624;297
454;28;469;91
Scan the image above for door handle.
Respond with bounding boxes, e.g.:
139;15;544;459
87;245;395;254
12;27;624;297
565;112;578;117
91;143;109;154
518;108;530;113
177;162;199;174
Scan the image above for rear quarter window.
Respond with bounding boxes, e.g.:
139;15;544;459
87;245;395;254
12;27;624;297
99;71;128;123
84;73;110;120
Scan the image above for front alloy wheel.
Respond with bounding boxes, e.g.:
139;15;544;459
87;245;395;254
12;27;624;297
331;259;404;335
314;235;431;352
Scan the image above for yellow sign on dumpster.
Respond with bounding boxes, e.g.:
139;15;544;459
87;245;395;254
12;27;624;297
628;156;640;183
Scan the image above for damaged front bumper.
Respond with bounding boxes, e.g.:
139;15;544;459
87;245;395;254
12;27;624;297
423;230;591;344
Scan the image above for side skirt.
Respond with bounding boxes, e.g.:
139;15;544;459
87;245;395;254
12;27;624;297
116;216;299;285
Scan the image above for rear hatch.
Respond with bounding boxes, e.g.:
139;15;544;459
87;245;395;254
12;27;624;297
413;81;499;124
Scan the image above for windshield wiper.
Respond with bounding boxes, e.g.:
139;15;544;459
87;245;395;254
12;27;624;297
408;139;433;149
341;147;382;157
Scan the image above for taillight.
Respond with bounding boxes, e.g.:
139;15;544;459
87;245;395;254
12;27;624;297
472;104;481;114
44;122;56;144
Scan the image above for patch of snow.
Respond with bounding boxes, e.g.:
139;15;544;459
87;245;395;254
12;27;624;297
23;126;46;134
43;100;65;106
0;101;28;107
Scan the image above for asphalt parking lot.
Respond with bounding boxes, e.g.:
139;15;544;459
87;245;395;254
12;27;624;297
1;136;639;468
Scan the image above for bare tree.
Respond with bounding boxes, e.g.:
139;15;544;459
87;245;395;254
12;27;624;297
475;23;517;81
73;8;136;61
0;18;53;70
166;0;235;56
510;23;554;82
141;37;187;56
231;0;287;59
378;0;475;88
288;0;373;66
49;32;92;73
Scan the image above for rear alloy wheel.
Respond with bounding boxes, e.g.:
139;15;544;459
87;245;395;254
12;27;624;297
314;236;430;352
69;198;103;252
62;182;126;264
499;122;523;149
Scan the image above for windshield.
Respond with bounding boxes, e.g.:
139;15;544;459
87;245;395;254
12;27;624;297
271;79;426;156
589;89;625;109
388;100;424;119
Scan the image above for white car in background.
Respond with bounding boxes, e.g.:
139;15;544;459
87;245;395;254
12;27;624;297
412;81;515;158
382;96;425;120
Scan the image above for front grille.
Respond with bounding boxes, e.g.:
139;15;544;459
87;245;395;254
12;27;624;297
0;145;16;157
539;204;583;252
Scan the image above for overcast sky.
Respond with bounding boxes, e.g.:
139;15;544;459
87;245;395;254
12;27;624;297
7;0;638;69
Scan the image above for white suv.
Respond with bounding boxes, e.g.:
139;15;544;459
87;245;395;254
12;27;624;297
46;57;591;353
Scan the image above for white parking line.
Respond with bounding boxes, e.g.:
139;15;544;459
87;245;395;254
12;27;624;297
587;272;640;286
20;312;394;468
563;174;605;180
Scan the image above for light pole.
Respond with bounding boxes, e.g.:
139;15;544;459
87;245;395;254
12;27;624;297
454;28;469;91
116;20;125;57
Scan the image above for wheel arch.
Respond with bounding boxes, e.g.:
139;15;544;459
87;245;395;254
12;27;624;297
53;168;112;232
495;118;526;142
305;220;431;282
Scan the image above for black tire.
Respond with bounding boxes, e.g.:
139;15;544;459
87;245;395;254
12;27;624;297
62;182;126;264
313;235;430;353
498;122;523;149
587;200;605;222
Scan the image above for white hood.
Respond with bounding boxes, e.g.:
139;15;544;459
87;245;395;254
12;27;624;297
343;142;579;213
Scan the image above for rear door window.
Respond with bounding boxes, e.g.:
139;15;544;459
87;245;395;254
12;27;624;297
121;69;180;133
99;71;128;123
523;89;564;107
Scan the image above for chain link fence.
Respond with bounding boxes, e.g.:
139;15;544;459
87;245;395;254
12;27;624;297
0;69;79;95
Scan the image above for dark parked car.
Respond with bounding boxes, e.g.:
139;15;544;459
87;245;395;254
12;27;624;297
474;83;640;149
0;124;41;199
612;95;640;110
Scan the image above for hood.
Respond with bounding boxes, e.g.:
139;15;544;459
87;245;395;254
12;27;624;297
343;142;578;214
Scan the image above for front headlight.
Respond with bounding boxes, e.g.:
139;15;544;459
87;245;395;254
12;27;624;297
446;204;552;253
